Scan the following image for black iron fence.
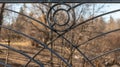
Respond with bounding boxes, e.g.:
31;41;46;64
0;1;120;67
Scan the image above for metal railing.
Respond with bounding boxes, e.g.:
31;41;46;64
0;1;120;67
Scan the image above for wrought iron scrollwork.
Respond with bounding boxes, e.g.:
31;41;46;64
0;1;120;67
47;3;75;32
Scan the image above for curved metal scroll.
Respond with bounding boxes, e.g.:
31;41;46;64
0;3;120;67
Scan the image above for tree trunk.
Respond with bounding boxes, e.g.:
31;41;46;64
0;3;5;31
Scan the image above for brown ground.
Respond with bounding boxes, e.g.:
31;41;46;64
0;41;119;67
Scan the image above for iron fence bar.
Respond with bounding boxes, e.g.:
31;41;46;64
46;8;120;65
62;25;120;64
40;4;120;57
71;10;120;32
78;28;120;47
57;8;120;49
25;35;63;66
25;34;62;67
54;4;120;39
48;7;95;67
3;3;119;47
46;3;95;66
56;34;94;66
0;43;44;67
25;48;44;67
60;8;120;37
0;7;51;31
0;7;72;67
69;28;120;63
57;33;95;67
1;2;118;34
56;9;120;65
0;25;72;67
0;61;11;67
90;48;120;61
0;3;78;66
45;4;120;66
1;3;119;66
45;3;120;66
1;3;120;66
0;0;120;3
68;3;84;11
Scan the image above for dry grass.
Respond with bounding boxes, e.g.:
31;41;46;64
0;41;31;47
0;32;120;67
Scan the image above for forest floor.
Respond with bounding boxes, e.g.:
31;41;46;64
0;41;119;67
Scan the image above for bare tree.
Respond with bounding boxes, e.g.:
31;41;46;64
0;3;6;31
